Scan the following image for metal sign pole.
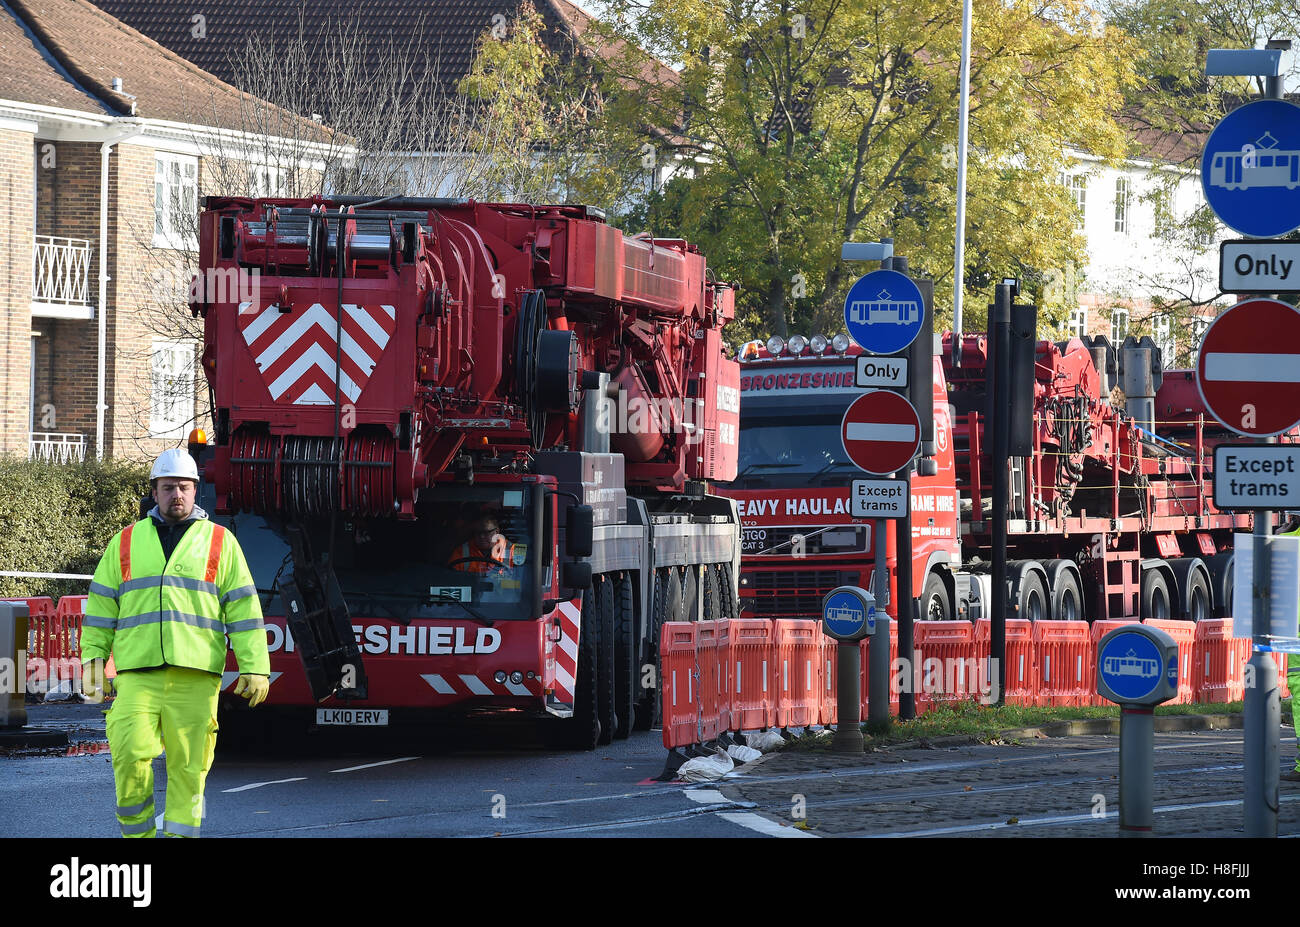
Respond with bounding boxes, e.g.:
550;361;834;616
1246;443;1279;837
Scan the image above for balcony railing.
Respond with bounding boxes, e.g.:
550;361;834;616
32;236;92;317
29;432;88;463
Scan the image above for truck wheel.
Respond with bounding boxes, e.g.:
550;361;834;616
595;575;617;745
1185;569;1211;622
557;587;601;749
921;573;951;621
682;566;699;621
704;565;723;621
719;561;738;619
634;571;668;731
1048;565;1084;621
1016;571;1047;622
666;568;685;623
613;572;636;740
1141;570;1172;621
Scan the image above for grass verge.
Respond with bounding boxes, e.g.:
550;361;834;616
788;698;1256;751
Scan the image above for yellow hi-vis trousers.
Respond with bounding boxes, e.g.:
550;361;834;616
106;666;221;838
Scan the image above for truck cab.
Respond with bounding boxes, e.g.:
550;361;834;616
718;335;959;622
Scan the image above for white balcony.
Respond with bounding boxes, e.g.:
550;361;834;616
32;236;93;320
29;432;87;462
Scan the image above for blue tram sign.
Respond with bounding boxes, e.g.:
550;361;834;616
821;586;876;642
1201;99;1300;239
843;269;926;355
1096;626;1179;706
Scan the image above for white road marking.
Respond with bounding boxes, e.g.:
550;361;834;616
223;777;308;793
330;757;419;773
684;789;731;804
717;811;818;837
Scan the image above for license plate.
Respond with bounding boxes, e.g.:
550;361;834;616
316;708;389;726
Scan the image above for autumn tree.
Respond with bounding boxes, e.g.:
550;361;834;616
578;0;1141;340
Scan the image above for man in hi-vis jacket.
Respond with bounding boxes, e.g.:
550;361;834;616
80;449;270;837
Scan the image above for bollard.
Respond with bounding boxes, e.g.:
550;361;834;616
821;586;875;753
1096;624;1179;836
0;601;30;729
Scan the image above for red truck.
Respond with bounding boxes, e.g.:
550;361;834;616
191;196;741;748
721;331;1265;629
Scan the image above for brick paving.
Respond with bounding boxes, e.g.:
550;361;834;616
717;720;1300;838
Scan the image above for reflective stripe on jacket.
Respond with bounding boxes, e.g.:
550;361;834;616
80;516;269;675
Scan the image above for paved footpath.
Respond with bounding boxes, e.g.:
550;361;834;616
716;719;1300;838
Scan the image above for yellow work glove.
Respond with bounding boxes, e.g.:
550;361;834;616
81;659;111;704
232;674;271;708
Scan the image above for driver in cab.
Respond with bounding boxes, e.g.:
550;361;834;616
448;514;524;574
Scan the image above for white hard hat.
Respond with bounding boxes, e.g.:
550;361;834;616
151;448;200;483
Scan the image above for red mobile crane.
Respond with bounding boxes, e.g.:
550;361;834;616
191;195;741;748
721;331;1274;627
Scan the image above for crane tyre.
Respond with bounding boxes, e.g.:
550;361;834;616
555;584;601;749
613;572;636;740
595;574;617;745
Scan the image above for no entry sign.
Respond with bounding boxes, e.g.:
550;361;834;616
840;389;921;475
1195;298;1300;437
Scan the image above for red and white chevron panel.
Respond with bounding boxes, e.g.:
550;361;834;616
553;599;582;704
419;673;541;698
238;301;396;405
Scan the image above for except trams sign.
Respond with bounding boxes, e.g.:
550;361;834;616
851;478;909;517
1213;444;1300;509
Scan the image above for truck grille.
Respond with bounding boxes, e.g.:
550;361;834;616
742;569;862;617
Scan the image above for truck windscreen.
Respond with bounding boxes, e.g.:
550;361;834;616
734;395;857;488
206;484;538;623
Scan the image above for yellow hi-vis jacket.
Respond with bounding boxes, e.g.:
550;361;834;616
81;513;269;676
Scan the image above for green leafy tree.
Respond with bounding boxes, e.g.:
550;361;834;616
577;0;1141;340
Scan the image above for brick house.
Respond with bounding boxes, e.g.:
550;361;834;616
0;0;331;462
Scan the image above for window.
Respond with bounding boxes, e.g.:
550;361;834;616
252;163;286;197
1114;175;1130;234
1152;316;1174;367
1068;307;1088;338
1062;173;1087;229
1110;308;1129;344
1188;316;1210;364
154;153;198;249
150;340;195;438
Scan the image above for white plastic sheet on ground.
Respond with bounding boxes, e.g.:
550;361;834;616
677;747;734;782
744;728;786;753
725;743;762;764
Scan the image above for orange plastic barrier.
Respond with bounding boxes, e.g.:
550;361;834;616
859;620;899;718
660;621;698;748
821;632;852;726
1192;619;1238;703
913;620;979;714
3;597;55;692
1276;653;1291;699
696;620;720;743
1033;621;1091;707
1143;619;1196;705
772;620;818;728
730;619;774;730
974;619;1035;705
1088;620;1139;705
715;619;732;734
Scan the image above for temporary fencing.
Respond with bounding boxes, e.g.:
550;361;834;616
1144;619;1196;705
1033;621;1091;707
913;620;979;714
975;619;1035;705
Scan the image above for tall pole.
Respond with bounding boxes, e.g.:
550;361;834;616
951;0;974;366
989;284;1012;706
